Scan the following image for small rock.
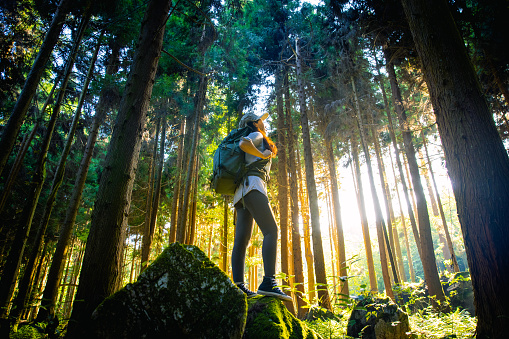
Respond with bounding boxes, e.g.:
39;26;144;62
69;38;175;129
347;296;411;339
89;243;247;338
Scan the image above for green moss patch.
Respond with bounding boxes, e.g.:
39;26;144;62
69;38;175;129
243;296;322;339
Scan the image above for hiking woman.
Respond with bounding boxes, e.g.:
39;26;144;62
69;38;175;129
231;112;292;301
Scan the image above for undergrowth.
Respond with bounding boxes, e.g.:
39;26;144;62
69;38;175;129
408;307;476;338
304;303;476;339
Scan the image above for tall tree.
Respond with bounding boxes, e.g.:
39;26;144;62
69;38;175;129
295;38;331;309
0;16;90;329
66;0;171;335
10;33;101;326
37;36;122;322
352;77;396;298
401;0;509;335
324;140;349;296
385;53;446;306
350;140;378;292
421;131;460;273
142;114;167;270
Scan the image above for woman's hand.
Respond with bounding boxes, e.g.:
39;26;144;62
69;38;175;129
261;149;273;159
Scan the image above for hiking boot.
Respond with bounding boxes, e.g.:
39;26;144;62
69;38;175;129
257;276;292;301
235;282;257;298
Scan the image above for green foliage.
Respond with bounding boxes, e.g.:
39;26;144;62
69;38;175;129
10;324;45;339
305;292;476;339
305;316;347;339
408;307;476;339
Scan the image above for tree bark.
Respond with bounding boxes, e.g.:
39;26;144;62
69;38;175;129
176;76;207;243
140;121;158;270
187;155;199;245
221;197;228;272
142;114;166;269
276;65;293;312
284;69;306;317
0;0;74;175
169;118;185;243
295;38;331;310
66;0;171;335
401;0;509;333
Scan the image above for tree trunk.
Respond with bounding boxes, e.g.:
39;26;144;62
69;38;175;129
421;132;460;273
325;141;349;296
66;0;171;335
0;87;49;214
381;55;422;260
221;197;229;272
169;118;185;243
350;141;378;292
37;35;121;322
296;143;315;303
401;0;509;333
142;114;167;270
284;69;306;317
141;120;158;270
10;32;100;325
389;147;416;282
370;121;403;282
351;79;395;299
276;65;293;311
295;38;330;310
0;0;75;175
419;150;451;270
187;155;199;245
0;16;89;325
176;76;207;243
385;54;446;305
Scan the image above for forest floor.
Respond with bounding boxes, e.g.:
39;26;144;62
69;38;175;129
10;297;477;338
307;303;476;339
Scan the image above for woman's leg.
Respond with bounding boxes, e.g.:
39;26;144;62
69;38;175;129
231;202;254;283
242;190;278;277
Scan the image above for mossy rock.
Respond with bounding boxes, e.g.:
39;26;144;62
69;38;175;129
89;243;247;338
243;296;322;339
347;297;410;339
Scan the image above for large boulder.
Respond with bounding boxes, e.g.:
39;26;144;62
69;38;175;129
89;243;247;338
347;297;411;339
243;296;322;339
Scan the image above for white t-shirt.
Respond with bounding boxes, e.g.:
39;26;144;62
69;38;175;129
233;131;272;205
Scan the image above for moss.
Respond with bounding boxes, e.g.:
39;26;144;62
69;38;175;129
243;296;322;339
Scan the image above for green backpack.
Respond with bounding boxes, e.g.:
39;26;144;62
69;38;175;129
211;126;269;195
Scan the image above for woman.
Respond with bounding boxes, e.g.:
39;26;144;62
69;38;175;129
231;112;292;301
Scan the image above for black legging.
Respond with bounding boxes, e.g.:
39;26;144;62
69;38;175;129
231;190;278;283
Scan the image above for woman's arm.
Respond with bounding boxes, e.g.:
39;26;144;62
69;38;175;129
239;138;272;159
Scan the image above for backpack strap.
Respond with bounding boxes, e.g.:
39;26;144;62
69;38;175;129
245;157;270;182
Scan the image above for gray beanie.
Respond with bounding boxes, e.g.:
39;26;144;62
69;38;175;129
239;112;269;128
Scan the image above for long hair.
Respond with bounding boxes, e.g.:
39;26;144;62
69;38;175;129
247;121;278;156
